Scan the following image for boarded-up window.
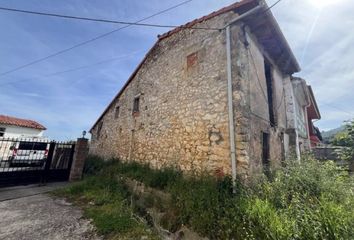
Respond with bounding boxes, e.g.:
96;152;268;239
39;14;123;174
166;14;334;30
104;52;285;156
97;122;103;140
114;106;120;119
133;96;140;113
187;52;198;68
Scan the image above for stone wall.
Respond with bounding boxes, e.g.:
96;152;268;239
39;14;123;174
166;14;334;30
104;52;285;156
313;146;354;173
90;12;235;175
230;25;289;176
90;11;294;177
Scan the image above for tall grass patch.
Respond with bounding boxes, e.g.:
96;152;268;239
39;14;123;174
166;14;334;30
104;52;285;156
67;155;354;239
55;163;158;239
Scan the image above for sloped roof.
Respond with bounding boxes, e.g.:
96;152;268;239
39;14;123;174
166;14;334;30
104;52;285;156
0;115;46;130
90;0;299;132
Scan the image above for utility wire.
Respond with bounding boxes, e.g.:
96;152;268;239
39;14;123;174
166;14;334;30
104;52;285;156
249;110;276;127
0;0;283;30
246;45;276;128
44;50;144;77
0;0;194;78
0;0;283;79
262;0;353;123
248;45;285;112
0;6;220;31
0;50;144;86
264;0;283;13
248;47;269;104
319;103;354;117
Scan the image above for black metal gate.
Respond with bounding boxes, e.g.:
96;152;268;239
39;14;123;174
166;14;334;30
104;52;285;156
0;138;75;187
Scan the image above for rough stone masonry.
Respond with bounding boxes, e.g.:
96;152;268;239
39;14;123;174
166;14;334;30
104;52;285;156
89;1;301;178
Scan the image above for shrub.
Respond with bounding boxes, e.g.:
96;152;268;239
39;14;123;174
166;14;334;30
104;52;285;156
337;120;354;162
167;156;354;239
84;155;183;190
83;155;111;175
56;161;158;239
70;154;354;239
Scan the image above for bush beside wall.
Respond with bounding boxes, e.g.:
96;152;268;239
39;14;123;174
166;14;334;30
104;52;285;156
74;155;354;239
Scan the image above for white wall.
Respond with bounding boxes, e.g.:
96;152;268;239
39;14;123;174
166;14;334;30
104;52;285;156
0;124;44;139
0;124;46;161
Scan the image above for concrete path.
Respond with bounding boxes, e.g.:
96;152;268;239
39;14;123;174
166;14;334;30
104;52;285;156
0;182;68;202
0;184;101;240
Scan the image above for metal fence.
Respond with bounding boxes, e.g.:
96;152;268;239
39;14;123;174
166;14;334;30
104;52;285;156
0;138;75;187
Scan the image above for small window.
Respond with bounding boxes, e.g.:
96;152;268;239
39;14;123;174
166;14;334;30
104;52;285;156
97;122;103;140
133;96;140;113
114;106;120;119
262;132;270;176
0;127;5;137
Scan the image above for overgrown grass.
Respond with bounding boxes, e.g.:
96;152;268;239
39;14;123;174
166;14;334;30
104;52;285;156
54;168;159;239
59;155;354;240
84;155;183;190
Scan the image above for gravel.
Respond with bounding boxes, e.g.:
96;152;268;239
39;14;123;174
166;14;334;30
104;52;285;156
0;194;101;240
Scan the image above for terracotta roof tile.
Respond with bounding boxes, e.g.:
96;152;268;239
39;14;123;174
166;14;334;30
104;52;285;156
158;0;256;40
0;115;46;130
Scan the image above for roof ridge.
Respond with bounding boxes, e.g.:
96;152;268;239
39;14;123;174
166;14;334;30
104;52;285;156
158;0;256;40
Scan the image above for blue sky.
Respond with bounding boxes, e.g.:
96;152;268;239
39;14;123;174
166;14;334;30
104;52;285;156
0;0;353;140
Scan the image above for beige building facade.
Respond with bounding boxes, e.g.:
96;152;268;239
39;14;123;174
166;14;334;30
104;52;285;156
90;0;318;178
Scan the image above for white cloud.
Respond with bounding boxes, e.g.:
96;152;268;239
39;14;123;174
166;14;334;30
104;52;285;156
0;0;353;139
270;0;354;130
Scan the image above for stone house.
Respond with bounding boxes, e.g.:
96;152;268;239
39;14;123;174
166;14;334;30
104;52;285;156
89;0;319;178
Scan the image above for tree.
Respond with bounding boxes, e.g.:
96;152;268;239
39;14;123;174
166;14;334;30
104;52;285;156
332;131;349;146
337;119;354;162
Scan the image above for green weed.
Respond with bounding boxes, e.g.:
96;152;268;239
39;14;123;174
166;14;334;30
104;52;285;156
63;155;354;240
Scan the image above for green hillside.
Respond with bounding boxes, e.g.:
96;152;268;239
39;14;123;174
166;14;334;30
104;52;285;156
321;125;346;144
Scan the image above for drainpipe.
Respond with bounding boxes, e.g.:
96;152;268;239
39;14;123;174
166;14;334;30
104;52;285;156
225;25;237;185
224;4;264;187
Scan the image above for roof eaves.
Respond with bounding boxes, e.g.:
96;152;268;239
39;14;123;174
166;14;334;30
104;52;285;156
262;8;300;73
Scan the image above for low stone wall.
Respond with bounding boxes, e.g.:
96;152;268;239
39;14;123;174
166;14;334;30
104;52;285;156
313;146;353;173
313;146;343;161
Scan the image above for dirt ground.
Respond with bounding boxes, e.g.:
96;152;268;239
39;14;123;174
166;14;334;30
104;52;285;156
0;193;101;240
